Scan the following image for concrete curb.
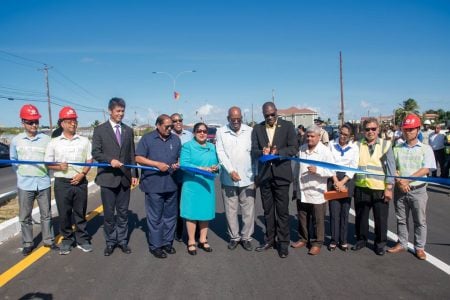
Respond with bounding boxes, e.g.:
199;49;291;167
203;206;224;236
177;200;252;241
0;182;99;245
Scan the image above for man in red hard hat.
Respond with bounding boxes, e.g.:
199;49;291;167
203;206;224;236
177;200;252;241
387;114;436;260
10;104;58;256
45;106;93;255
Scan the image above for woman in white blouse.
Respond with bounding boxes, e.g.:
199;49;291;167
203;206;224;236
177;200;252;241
328;123;359;251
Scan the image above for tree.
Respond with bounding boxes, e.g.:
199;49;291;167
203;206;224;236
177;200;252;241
91;120;100;128
394;98;420;125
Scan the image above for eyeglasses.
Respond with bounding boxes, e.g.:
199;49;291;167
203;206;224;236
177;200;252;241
23;120;39;126
63;119;78;124
195;129;208;134
264;113;277;119
164;125;174;130
171;119;183;123
364;127;377;132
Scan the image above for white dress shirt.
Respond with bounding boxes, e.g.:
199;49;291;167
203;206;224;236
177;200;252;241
216;124;254;187
298;142;335;204
328;139;360;179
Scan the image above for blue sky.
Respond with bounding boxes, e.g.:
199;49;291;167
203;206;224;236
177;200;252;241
1;0;449;127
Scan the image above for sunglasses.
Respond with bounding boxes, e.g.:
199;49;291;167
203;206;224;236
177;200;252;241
364;127;377;132
164;125;174;130
264;112;277;119
196;129;207;134
229;118;242;123
23;120;39;126
171;119;183;123
63;119;78;124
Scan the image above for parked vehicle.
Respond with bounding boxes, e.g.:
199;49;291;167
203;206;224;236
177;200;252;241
0;142;10;166
207;127;217;144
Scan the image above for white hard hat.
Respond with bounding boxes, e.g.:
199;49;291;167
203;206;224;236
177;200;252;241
423;120;431;125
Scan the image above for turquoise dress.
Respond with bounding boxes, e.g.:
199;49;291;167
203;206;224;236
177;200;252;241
180;139;218;221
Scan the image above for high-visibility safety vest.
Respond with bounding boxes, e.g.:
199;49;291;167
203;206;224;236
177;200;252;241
355;138;390;190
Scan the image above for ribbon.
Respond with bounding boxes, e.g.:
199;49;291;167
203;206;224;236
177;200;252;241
0;159;216;179
259;154;450;187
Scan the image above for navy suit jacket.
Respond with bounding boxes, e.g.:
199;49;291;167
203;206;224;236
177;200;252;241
92;121;138;188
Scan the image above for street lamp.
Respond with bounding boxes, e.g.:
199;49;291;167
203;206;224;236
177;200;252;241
152;70;196;100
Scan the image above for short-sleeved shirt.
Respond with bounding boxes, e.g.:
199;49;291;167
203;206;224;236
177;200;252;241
44;133;92;178
10;132;51;191
136;130;181;193
172;129;193;145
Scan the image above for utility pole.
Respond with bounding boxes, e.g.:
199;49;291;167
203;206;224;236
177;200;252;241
272;89;275;103
339;51;345;126
251;103;254;126
38;64;53;130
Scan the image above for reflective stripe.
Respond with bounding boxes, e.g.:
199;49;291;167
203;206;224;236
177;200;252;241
366;165;384;172
355;138;390;190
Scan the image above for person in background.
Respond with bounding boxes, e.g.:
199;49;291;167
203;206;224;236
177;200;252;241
429;125;446;177
421;120;432;145
327;123;359;252
388;114;435;260
45;106;92;255
170;113;193;242
92;97;138;257
314;118;329;146
251;102;298;258
135;115;181;259
297;124;306;146
444;126;450;178
352;117;395;256
216;106;255;251
10;104;58;256
180;123;219;255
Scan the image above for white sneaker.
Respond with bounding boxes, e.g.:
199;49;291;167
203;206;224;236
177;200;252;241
77;243;93;252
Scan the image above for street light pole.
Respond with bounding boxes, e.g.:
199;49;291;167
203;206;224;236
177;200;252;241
152;70;196;100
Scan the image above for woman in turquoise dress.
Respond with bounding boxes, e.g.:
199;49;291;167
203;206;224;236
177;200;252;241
180;123;219;255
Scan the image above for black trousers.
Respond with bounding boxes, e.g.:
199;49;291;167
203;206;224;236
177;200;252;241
329;197;351;244
354;187;389;250
101;185;131;247
259;180;290;249
54;178;90;245
175;182;184;239
432;149;445;177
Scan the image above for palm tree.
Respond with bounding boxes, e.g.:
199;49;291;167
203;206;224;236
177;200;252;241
394;98;420;125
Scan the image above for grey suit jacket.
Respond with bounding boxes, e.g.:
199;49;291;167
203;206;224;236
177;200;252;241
92;121;138;188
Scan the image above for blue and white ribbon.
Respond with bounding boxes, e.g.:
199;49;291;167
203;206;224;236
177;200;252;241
0;159;216;179
259;154;450;187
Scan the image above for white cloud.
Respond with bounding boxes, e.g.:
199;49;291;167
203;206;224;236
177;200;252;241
80;57;95;63
360;100;370;108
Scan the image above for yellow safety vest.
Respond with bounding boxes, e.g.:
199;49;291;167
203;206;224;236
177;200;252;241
355;138;390;190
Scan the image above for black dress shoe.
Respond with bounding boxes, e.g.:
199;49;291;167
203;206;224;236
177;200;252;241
278;248;289;258
104;245;115;256
241;240;253;251
22;246;34;256
118;244;132;254
228;240;239;250
162;245;176;254
375;248;386;256
351;240;366;251
255;243;274;252
44;243;60;251
150;248;167;259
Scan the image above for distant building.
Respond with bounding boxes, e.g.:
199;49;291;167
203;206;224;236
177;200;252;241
277;107;318;128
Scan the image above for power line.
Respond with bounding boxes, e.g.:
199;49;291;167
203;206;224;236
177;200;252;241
0;56;38;69
0;49;46;66
52;68;100;101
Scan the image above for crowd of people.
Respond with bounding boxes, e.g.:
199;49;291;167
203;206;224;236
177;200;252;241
9;100;442;261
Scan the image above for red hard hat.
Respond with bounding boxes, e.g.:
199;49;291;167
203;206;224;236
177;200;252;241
402;114;421;129
20;104;41;120
59;106;78;119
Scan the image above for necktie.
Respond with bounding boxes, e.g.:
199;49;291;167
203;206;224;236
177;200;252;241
115;124;121;146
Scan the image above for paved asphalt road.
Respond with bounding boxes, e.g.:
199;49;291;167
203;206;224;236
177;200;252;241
0;166;15;195
0;180;449;299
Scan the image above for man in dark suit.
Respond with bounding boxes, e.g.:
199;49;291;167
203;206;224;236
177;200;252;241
92;97;138;256
251;102;298;258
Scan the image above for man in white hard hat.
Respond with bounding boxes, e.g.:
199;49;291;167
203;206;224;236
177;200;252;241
421;120;432;145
